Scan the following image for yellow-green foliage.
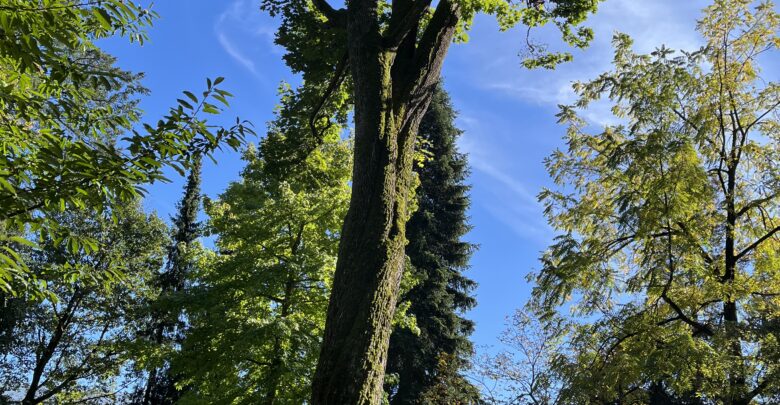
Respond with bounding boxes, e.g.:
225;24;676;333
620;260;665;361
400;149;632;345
174;109;352;403
532;0;780;402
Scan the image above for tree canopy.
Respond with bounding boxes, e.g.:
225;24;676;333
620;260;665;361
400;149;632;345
0;0;252;298
531;0;780;402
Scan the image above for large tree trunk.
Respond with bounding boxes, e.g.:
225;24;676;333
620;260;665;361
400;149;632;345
311;55;414;405
311;1;459;403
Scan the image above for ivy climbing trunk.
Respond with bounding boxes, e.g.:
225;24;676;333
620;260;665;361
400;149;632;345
311;1;460;403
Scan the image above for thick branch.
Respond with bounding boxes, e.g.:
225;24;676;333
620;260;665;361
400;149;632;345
736;192;778;219
384;0;432;49
311;0;346;27
743;375;771;402
396;0;460;137
24;289;84;404
34;322;111;404
660;222;714;337
660;294;714;337
309;52;349;143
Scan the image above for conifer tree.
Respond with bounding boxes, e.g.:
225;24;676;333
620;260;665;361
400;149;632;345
385;86;479;404
139;155;203;404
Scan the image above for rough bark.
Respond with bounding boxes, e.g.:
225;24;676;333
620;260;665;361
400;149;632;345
311;1;460;403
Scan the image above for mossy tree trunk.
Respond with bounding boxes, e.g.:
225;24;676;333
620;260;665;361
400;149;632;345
311;1;460;403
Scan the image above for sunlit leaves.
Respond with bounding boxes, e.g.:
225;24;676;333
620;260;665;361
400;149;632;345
173;95;351;403
531;0;780;401
0;0;254;298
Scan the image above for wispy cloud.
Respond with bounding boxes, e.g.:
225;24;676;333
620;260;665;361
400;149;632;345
217;31;256;74
444;1;707;242
214;0;283;78
457;114;553;244
457;0;706;126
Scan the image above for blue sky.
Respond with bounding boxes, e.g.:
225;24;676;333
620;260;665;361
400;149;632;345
101;0;711;351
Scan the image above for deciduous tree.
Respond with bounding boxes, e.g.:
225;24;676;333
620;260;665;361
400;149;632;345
259;1;600;401
0;1;252;297
173;90;352;403
532;1;780;402
0;202;169;404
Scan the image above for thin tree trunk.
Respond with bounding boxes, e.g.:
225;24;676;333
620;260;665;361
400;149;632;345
723;131;746;404
264;269;296;404
22;289;83;405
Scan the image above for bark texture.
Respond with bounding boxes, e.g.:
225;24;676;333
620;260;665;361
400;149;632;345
311;1;460;403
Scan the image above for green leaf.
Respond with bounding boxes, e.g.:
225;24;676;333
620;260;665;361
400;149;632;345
177;99;194;110
93;8;113;30
183;90;198;104
0;177;16;194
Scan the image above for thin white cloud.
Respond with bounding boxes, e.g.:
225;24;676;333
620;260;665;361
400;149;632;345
447;1;710;243
217;31;257;74
457;114;553;244
214;0;283;77
470;157;537;207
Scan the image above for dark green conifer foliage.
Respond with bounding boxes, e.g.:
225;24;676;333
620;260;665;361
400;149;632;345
141;156;203;404
163;155;203;293
385;86;479;404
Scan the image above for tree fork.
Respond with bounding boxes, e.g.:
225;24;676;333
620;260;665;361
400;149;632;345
311;1;460;403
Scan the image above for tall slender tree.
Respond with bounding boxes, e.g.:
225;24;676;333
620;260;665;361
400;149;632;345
384;86;479;404
259;1;600;401
139;155;203;404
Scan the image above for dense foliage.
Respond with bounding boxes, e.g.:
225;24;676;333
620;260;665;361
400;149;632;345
0;202;168;404
0;0;251;298
171;100;352;403
529;0;780;402
385;86;479;404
